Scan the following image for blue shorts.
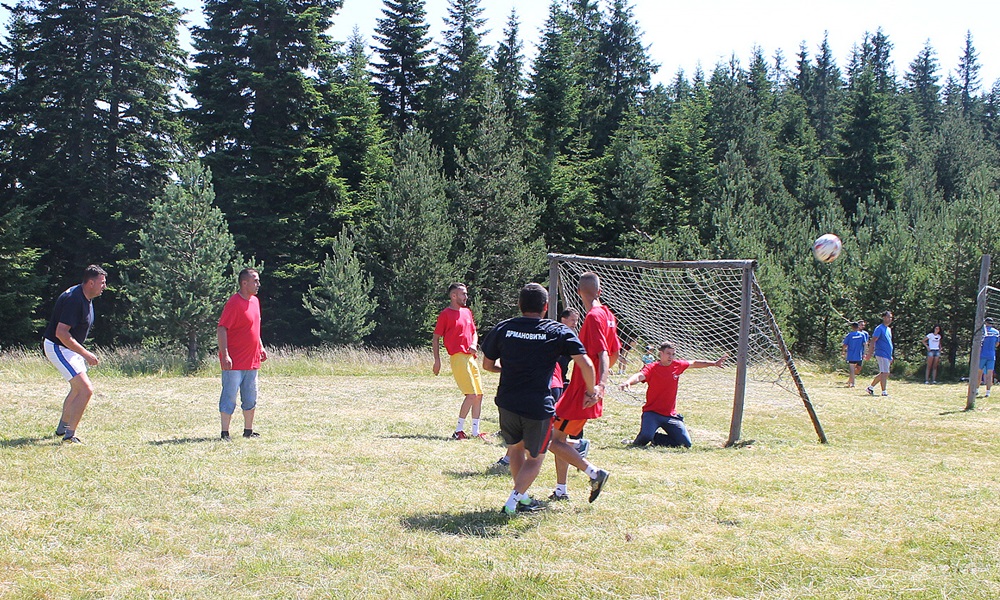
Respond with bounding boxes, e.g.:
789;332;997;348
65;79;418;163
219;369;258;414
927;349;940;358
980;357;996;372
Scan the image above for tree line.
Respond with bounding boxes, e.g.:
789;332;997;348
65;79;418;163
1;0;999;372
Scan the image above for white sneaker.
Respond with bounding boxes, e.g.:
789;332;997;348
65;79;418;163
881;391;889;396
924;380;929;384
866;386;874;396
987;390;992;397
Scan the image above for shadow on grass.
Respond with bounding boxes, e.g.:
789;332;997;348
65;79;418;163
940;408;976;415
147;436;220;446
383;433;456;442
401;508;531;538
0;436;53;448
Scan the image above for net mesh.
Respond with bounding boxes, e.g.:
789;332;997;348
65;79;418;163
551;255;801;408
985;286;1000;324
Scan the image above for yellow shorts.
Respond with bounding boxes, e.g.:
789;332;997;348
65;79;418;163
450;353;483;396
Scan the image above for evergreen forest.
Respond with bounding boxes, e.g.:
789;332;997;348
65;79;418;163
2;0;1000;372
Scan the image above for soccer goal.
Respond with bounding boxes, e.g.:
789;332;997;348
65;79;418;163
547;253;826;446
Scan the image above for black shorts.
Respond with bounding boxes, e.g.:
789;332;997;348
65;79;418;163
498;407;553;458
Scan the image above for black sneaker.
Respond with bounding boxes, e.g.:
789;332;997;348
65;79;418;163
62;436;84;445
55;430;65;437
548;491;570;501
243;431;260;438
221;433;231;442
588;469;609;503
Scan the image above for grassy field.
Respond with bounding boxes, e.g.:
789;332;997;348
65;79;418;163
2;348;1000;599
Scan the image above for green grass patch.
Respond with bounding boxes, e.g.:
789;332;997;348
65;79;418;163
3;351;1000;598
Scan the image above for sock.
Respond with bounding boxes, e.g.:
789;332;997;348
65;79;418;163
456;418;465;432
63;429;75;440
584;465;598;478
504;491;519;511
56;420;68;434
554;483;567;496
471;419;481;435
244;428;253;436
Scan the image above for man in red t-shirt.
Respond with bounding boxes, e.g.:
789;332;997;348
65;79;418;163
549;272;620;503
217;268;268;441
432;283;485;440
619;341;726;447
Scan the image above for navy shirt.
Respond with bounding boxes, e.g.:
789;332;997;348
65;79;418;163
43;285;94;346
481;316;586;420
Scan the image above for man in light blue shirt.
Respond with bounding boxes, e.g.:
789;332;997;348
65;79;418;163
865;311;894;396
842;322;867;387
979;317;1000;398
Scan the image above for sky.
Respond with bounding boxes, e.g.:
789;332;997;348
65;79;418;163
2;0;998;88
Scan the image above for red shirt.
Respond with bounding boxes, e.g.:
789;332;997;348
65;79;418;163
433;306;477;355
555;304;622;420
218;293;263;370
640;360;690;416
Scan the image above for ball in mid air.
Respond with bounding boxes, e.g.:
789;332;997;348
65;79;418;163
813;233;842;263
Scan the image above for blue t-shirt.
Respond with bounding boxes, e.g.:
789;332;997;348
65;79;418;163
481;316;586;420
872;323;893;359
981;326;1000;360
42;285;94;346
842;331;867;362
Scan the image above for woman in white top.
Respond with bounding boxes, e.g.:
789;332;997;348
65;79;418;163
922;325;943;384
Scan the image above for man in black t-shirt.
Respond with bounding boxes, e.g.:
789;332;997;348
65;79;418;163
481;283;601;515
42;265;107;444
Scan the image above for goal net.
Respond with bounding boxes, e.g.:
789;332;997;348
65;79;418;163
548;253;826;446
966;254;1000;408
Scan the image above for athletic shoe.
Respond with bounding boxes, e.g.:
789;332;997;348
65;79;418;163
501;498;543;515
987;391;992;398
221;433;231;442
588;469;610;503
576;438;590;460
62;436;84;444
452;431;468;440
473;432;490;441
55;430;65;437
243;431;260;438
881;391;889;396
495;456;510;467
866;386;874;396
548;491;570;501
925;380;929;384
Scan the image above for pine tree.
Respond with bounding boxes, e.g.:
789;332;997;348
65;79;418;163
303;228;377;345
371;0;433;133
527;4;580;161
133;162;242;366
0;203;45;347
188;0;350;344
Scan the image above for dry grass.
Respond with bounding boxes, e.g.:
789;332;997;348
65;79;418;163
2;351;1000;599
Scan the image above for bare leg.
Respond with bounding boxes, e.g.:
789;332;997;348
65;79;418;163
61;373;94;431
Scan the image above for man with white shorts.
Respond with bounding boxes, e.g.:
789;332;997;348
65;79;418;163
42;265;108;444
865;311;894;397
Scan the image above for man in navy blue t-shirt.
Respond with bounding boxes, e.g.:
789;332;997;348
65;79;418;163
481;283;600;515
42;265;107;444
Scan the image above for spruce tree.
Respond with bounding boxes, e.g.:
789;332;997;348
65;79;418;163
303;228;377;345
491;10;528;145
188;0;349;344
956;31;982;118
0;0;187;341
421;0;492;174
133;162;241;366
903;42;942;132
371;0;433;133
452;90;545;326
362;129;458;345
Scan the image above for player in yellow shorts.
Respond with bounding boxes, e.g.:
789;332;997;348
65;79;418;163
433;283;486;439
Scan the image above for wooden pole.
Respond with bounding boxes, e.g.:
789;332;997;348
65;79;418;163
726;264;753;447
547;255;560;320
967;255;991;410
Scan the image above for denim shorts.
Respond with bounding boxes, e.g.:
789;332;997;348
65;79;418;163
219;369;258;414
927;349;941;358
981;358;996;373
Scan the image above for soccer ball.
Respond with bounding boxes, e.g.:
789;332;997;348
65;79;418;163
813;233;842;263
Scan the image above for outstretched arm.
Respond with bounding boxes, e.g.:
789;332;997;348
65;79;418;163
619;371;647;390
690;354;728;369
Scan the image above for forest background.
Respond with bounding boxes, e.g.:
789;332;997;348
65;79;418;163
2;0;1000;374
